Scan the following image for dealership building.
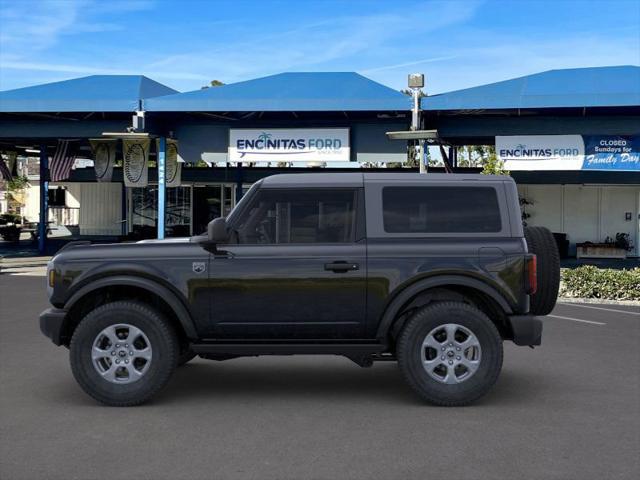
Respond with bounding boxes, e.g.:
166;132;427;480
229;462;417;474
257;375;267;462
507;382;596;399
0;65;638;258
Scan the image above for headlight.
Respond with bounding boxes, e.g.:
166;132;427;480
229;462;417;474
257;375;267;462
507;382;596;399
46;262;55;297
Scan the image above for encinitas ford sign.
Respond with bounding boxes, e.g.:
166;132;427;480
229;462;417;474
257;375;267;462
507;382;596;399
497;135;640;171
497;135;584;170
229;128;350;162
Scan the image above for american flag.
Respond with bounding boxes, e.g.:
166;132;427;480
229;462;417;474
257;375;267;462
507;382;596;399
0;156;12;181
49;140;79;182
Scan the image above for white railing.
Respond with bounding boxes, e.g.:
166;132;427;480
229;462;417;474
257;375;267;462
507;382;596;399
48;207;79;226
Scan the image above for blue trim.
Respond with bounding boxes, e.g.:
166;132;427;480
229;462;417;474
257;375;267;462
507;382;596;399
157;137;166;239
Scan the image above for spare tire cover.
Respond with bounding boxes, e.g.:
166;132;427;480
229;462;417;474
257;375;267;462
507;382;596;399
524;226;561;316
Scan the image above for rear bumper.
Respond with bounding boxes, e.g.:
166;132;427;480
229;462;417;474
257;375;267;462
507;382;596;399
39;308;67;346
508;314;542;346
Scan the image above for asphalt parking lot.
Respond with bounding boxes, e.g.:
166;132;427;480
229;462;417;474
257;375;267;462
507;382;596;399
1;273;638;480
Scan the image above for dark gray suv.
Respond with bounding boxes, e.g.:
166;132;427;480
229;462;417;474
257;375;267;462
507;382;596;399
40;173;560;406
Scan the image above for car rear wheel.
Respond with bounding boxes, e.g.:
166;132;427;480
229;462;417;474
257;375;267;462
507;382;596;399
397;301;503;406
69;300;178;406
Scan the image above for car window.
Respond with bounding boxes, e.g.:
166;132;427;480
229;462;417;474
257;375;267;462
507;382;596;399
235;189;357;244
382;186;501;233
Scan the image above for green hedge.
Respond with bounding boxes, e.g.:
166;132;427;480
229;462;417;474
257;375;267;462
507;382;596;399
560;266;640;301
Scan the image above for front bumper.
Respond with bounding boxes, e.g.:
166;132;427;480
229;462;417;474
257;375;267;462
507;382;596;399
39;308;67;346
508;314;542;346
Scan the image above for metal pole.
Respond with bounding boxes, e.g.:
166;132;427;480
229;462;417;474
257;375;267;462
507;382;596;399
38;144;48;254
411;89;419;131
157;137;166;239
410;88;427;174
419;139;427;174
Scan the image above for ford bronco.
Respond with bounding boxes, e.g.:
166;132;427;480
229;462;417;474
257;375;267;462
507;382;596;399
40;173;560;406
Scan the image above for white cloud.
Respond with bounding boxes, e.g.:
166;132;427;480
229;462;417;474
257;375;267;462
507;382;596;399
361;56;459;74
0;0;153;57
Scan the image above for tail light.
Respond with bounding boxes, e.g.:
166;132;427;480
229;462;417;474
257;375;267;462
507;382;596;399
526;255;537;295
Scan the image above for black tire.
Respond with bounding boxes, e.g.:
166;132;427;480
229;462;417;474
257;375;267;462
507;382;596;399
177;349;197;366
524;226;560;315
397;302;503;406
69;301;179;406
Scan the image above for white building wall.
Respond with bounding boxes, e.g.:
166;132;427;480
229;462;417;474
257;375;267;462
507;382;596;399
518;184;640;256
22;181;40;222
78;182;122;235
64;184;81;208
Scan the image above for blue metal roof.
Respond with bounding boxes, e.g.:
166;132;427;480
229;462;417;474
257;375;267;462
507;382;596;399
422;66;640;111
145;72;411;112
0;75;178;113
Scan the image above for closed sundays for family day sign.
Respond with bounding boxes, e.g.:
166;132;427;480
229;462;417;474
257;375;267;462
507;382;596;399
229;128;350;162
497;135;640;171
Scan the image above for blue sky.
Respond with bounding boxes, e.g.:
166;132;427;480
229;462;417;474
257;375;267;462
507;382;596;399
0;0;638;94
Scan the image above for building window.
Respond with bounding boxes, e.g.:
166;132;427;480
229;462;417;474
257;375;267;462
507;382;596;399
382;186;501;233
48;188;66;207
166;187;191;237
236;189;357;244
130;186;192;238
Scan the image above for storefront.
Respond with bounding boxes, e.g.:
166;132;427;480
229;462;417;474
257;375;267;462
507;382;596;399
2;66;638;259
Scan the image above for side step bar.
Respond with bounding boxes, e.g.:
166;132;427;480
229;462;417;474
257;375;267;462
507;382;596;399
191;342;387;356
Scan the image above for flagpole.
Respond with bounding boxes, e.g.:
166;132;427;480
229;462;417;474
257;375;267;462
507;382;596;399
38;144;48;254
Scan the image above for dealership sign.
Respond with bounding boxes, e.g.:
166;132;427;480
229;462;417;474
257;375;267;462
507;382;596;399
496;135;584;170
582;136;640;171
497;135;640;171
229;128;350;162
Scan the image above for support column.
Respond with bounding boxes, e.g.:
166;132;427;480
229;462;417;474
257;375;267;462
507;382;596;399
38;145;48;254
121;182;127;236
235;162;244;204
157;137;166;239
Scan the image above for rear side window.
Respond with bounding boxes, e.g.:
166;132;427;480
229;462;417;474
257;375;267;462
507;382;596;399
382;186;501;233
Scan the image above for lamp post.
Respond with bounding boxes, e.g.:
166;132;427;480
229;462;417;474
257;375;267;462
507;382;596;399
408;73;426;174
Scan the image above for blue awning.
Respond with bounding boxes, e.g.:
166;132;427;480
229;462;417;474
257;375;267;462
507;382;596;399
422;66;640;111
0;75;178;113
145;72;411;112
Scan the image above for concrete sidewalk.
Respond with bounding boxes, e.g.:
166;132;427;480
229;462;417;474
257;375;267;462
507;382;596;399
0;255;51;272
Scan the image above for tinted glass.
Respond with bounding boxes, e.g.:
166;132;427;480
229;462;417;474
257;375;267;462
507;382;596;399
236;189;357;244
382;186;501;233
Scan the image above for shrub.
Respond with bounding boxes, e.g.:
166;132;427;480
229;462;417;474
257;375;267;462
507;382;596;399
560;266;640;301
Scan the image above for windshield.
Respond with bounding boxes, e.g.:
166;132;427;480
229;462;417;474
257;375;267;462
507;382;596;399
226;180;262;226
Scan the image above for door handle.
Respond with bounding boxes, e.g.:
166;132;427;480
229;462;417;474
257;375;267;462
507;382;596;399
324;261;359;273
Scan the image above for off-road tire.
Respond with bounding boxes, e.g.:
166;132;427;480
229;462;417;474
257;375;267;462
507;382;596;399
69;300;179;406
397;301;503;406
524;226;560;315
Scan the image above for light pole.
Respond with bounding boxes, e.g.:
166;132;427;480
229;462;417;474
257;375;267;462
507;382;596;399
408;73;426;173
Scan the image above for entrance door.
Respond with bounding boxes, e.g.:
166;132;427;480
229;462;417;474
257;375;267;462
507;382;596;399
192;185;234;235
203;187;367;339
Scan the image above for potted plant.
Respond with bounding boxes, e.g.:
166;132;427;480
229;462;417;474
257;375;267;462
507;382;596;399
577;233;633;259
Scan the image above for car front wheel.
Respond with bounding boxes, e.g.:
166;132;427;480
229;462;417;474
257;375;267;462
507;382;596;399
69;300;178;406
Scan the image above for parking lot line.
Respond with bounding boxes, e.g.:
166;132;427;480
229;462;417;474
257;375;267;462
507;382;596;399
558;303;640;316
547;314;606;326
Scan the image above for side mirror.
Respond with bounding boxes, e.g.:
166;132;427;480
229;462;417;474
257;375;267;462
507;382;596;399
207;217;228;243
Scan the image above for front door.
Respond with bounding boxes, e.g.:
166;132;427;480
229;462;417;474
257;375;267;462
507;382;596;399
204;187;366;339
